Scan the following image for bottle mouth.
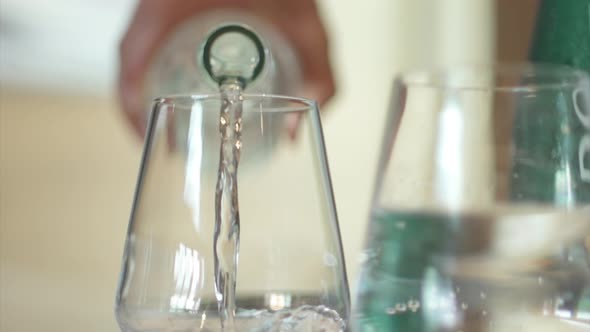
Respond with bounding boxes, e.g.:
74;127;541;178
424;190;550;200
201;24;266;87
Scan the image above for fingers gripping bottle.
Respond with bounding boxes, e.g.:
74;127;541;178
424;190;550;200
143;10;302;159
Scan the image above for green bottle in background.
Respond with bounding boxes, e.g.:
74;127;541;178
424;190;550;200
354;211;455;331
530;0;590;71
520;0;590;317
511;0;590;204
356;1;590;331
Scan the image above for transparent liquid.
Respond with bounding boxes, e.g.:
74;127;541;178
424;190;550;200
214;82;244;331
119;304;345;332
355;208;590;332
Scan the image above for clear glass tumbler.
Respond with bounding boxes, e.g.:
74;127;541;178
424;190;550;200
115;94;349;331
355;64;590;332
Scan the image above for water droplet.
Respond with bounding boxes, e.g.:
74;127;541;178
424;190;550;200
395;303;407;312
323;253;337;267
482;310;488;316
561;124;571;134
480;292;487;299
461;302;468;310
357;253;368;264
386;307;397;315
395;221;406;230
449;292;456;300
512;173;519;179
455;287;461;293
538;277;544;285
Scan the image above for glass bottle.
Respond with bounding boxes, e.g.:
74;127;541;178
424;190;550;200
143;10;302;157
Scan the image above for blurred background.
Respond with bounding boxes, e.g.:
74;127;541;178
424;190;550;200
1;0;520;331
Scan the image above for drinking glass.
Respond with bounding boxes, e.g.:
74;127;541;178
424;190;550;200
115;94;349;331
354;64;590;332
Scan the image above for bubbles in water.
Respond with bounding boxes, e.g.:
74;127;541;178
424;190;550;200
386;307;397;315
461;302;468;310
480;292;487;300
214;82;244;330
482;310;488;317
264;305;345;331
455;287;461;293
395;221;406;230
407;299;421;312
395;303;407;312
538;276;544;285
512;173;519;179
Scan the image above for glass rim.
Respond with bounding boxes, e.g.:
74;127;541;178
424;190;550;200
399;63;590;92
153;93;318;114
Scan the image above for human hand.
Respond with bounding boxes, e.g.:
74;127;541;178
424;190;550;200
118;0;334;139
